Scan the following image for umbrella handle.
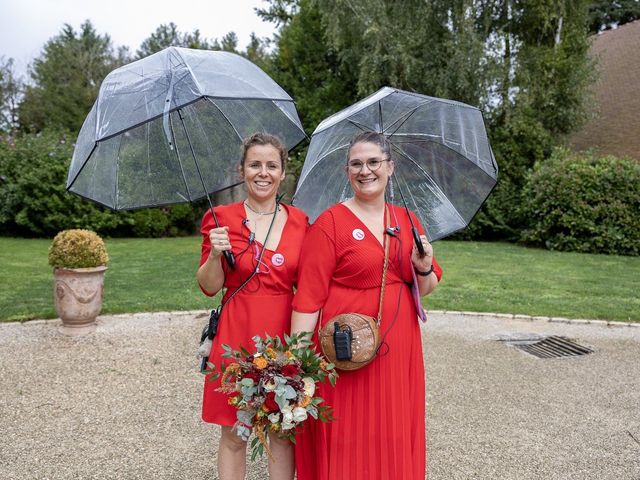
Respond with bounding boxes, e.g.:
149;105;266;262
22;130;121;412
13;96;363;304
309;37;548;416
412;227;426;257
223;250;236;270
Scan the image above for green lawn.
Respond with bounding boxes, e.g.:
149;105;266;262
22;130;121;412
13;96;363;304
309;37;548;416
0;237;638;322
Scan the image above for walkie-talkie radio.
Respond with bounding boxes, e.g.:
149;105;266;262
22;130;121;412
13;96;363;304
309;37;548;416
333;322;353;361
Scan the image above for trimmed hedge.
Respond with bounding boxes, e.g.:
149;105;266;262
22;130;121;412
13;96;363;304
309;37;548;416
0;130;201;237
520;148;640;256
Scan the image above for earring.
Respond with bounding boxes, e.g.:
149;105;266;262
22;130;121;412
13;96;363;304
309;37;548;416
388;176;395;201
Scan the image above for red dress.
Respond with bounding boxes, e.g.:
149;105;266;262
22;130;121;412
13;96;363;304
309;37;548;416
199;201;308;425
293;203;442;480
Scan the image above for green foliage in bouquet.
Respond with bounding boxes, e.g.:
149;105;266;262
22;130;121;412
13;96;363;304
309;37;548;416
206;332;337;460
48;229;109;268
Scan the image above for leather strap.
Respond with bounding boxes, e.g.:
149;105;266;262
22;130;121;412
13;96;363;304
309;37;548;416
376;206;391;327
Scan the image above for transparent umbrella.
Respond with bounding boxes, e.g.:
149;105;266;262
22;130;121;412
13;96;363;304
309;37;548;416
67;46;306;267
293;86;497;248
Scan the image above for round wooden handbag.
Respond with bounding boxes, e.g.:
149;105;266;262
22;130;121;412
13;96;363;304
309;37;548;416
318;313;382;370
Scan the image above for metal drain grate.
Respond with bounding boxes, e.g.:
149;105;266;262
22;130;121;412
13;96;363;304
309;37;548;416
500;335;594;358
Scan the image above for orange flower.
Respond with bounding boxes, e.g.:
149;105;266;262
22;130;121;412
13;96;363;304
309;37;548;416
265;347;277;359
221;363;241;385
285;351;294;359
298;396;311;408
253;356;269;369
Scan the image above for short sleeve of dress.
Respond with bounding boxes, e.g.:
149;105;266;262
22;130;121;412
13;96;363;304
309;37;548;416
408;209;443;282
292;211;337;313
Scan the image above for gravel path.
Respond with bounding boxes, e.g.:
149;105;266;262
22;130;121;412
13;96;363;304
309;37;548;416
1;311;638;479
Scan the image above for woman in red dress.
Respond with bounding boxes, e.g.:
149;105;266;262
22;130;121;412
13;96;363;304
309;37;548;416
291;132;442;480
197;133;307;480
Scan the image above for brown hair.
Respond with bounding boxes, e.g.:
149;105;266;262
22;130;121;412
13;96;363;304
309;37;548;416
347;132;392;162
241;132;288;170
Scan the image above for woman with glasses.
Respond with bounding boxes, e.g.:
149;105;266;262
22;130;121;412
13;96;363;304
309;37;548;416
291;132;442;480
197;132;307;480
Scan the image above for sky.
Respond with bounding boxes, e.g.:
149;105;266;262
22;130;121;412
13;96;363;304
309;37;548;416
0;0;277;78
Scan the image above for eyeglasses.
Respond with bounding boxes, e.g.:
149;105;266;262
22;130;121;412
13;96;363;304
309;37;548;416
347;158;389;173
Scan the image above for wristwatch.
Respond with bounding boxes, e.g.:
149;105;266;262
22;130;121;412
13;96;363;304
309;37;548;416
415;265;434;277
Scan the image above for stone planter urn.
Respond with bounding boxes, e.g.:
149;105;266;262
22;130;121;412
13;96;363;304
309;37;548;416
48;229;109;336
53;266;107;335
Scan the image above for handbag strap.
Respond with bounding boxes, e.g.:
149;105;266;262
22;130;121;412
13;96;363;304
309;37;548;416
219;196;282;311
376;206;391;327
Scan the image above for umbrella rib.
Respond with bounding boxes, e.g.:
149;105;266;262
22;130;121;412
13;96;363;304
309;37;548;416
347;118;373;132
298;142;350;185
66;143;97;191
390;144;467;228
383;99;433;136
390;135;498;177
146;122;155;203
205;97;244;141
168;112;194;202
271;99;307;138
114;130;126;209
174;48;204;95
94;96;297;144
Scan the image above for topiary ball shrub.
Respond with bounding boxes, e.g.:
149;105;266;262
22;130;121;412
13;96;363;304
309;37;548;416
520;148;640;256
48;229;109;269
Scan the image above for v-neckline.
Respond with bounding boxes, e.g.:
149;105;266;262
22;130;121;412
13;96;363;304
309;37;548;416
242;202;289;253
339;202;387;249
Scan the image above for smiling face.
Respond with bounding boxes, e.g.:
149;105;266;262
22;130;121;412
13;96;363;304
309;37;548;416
241;144;285;203
347;141;394;202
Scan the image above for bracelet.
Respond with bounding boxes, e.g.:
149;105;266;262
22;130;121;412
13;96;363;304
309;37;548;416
415;265;434;277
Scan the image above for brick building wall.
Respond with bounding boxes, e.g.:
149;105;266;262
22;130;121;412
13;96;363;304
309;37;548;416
568;20;640;160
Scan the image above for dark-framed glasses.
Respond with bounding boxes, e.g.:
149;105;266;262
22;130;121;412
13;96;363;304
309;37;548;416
347;158;389;173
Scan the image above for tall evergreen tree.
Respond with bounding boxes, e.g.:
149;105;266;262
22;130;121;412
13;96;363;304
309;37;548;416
136;22;216;58
260;0;594;239
0;57;22;136
18;21;126;134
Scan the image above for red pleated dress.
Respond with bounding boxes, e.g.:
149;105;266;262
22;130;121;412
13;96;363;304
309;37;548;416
293;203;442;480
199;201;308;425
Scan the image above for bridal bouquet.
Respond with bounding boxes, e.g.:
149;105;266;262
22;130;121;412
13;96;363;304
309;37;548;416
205;332;337;460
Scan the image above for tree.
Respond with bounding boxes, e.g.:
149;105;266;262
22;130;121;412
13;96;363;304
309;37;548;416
18;21;126;134
0;57;22;137
263;0;357;127
136;22;216;58
258;0;358;175
260;0;595;239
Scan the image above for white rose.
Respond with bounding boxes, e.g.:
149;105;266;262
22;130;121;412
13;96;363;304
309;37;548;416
281;406;295;431
292;406;308;422
267;413;280;424
302;377;316;397
281;406;293;424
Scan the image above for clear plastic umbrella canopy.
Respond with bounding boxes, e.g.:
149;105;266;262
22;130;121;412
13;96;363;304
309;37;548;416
293;87;498;241
67;47;306;210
